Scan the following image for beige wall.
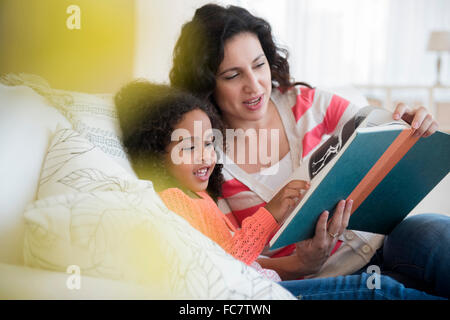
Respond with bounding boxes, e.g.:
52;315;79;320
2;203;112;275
0;0;135;93
133;0;232;83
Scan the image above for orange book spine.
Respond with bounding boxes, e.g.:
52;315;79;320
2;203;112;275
347;129;420;214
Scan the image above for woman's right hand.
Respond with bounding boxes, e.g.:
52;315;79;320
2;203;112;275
293;199;353;276
258;199;353;280
265;180;310;223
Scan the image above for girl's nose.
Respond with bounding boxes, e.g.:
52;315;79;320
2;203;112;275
193;147;203;165
201;149;211;164
202;146;216;165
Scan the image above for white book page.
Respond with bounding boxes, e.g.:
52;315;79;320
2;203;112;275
363;108;407;128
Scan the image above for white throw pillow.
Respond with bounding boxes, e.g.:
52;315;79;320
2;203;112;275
23;187;294;299
37;127;138;199
52;89;135;175
30;127;294;298
0;73;135;175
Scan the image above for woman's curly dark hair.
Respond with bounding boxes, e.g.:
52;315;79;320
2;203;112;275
170;3;311;105
114;80;225;200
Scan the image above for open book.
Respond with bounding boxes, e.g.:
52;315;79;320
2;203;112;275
269;106;450;249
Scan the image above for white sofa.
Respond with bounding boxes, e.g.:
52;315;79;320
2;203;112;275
0;75;448;300
0;83;164;299
0;77;296;300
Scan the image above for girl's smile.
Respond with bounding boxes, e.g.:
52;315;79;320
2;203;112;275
193;165;213;181
165;109;217;193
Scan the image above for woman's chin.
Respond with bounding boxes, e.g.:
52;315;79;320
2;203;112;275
244;105;268;121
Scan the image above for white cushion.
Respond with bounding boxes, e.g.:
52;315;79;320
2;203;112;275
51;89;136;175
0;262;165;299
37;127;136;199
0;84;71;264
23;187;294;299
24;129;291;299
26;127;294;298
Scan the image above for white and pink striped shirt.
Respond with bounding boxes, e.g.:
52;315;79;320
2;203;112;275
217;85;361;257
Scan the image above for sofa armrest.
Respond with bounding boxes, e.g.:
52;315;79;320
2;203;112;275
0;263;165;300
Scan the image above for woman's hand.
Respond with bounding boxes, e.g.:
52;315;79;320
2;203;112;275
265;180;310;223
393;103;439;138
293;199;353;276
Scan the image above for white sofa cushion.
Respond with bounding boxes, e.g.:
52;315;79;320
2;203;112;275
0;73;135;175
0;84;71;265
23;185;294;299
0;74;136;265
24;127;294;299
37;127;136;199
50;89;136;175
0;262;165;299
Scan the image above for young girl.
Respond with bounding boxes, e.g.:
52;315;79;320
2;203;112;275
114;80;314;281
114;80;441;299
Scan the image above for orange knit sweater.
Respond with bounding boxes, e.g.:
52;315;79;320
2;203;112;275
159;188;278;265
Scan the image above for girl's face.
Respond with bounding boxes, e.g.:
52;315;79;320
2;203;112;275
214;32;272;126
164;109;217;193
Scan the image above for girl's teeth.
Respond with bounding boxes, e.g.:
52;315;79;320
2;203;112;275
195;168;208;176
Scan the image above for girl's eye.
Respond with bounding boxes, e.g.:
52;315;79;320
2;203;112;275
205;141;215;148
182;145;195;151
255;62;265;68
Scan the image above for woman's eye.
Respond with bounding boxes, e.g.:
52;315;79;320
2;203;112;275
182;145;195;151
224;73;238;80
255;62;265;68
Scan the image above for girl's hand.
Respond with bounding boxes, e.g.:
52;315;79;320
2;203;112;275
293;199;353;275
393;103;439;138
265;180;310;223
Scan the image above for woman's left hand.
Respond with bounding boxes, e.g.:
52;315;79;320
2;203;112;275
393;103;439;138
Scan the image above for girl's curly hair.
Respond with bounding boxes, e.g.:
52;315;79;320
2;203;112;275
170;4;311;106
114;80;225;200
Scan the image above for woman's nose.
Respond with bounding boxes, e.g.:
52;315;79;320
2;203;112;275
243;70;260;93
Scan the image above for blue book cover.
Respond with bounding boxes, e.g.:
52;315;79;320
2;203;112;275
269;109;450;250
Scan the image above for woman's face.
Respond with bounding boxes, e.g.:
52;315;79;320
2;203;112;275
164;109;217;193
214;32;272;126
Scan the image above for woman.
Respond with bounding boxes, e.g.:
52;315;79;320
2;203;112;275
116;81;441;300
169;3;449;298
